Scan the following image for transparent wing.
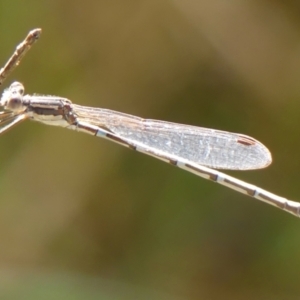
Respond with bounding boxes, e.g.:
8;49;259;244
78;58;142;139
73;105;272;170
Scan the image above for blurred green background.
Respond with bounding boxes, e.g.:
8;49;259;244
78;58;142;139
0;1;300;299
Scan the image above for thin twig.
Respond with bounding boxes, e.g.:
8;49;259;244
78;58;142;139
0;28;42;86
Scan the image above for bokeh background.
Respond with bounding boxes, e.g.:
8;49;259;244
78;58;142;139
0;1;300;299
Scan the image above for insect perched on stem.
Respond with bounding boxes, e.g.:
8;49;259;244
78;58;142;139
0;28;299;218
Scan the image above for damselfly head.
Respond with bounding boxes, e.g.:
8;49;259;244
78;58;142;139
0;81;25;112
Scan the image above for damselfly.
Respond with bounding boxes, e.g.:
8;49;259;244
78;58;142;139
0;29;299;218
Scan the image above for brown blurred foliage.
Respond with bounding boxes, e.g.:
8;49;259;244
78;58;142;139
0;1;300;299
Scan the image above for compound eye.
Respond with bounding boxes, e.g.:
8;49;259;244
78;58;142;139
7;96;22;110
0;82;25;112
10;82;24;95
